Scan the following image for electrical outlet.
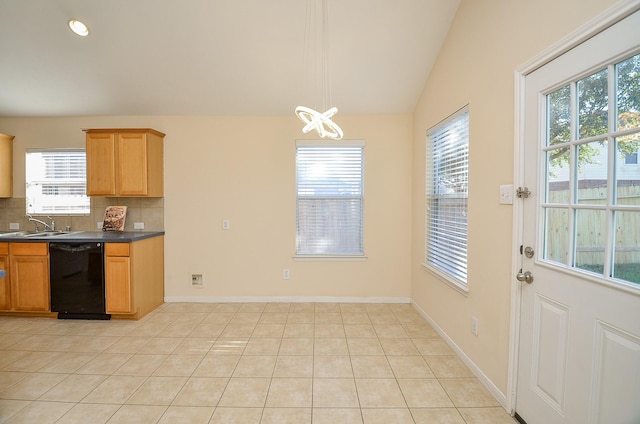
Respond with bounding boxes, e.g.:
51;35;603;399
97;221;103;229
283;269;290;280
9;223;19;230
471;316;478;336
499;184;513;205
222;219;230;230
191;273;203;287
134;222;145;230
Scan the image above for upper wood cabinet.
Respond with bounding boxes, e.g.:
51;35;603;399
0;133;14;198
85;128;165;197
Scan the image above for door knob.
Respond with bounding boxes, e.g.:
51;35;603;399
516;270;534;284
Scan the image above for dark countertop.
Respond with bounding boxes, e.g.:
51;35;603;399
0;231;164;243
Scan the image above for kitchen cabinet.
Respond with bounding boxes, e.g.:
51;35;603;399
105;236;164;319
85;128;164;197
0;133;14;198
0;243;9;310
105;243;131;313
0;243;50;312
85;131;115;195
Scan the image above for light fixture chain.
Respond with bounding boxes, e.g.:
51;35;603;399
295;0;343;140
322;0;330;112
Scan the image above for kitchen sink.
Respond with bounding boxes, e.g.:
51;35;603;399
0;231;26;237
0;231;79;238
24;231;68;238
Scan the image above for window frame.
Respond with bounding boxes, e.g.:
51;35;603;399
25;148;90;216
423;106;470;292
294;139;366;260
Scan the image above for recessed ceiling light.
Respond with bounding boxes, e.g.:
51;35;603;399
68;19;89;36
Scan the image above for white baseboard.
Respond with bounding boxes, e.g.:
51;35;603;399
164;296;411;304
410;299;509;410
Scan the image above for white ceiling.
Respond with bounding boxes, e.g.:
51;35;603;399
0;0;460;117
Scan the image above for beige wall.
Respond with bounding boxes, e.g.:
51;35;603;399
411;0;618;399
0;113;413;300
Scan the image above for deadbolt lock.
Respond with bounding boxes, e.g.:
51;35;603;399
524;246;534;258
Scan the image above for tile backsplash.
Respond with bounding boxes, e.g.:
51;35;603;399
0;197;164;232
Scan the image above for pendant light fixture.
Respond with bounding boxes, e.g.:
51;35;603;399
68;19;90;37
295;0;343;140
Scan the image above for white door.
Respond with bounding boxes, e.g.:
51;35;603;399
517;10;640;424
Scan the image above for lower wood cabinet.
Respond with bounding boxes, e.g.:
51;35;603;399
0;243;9;310
0;242;50;312
105;243;132;313
0;236;163;318
105;236;164;319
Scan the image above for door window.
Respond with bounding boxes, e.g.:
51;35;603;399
543;52;640;286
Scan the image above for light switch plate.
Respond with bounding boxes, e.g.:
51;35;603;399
134;222;145;230
499;184;513;205
9;223;19;230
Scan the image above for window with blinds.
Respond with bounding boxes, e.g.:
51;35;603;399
26;149;90;215
425;107;469;288
296;140;365;256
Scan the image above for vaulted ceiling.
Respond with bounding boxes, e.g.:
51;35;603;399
0;0;460;117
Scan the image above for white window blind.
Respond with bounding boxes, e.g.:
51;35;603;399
296;141;364;256
425;108;469;287
26;149;90;215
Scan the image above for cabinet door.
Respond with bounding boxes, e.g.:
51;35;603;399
0;255;9;311
105;255;132;313
86;132;116;196
10;256;49;312
0;134;14;198
117;133;148;196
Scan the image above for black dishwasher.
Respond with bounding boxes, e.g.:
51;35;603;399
49;242;110;319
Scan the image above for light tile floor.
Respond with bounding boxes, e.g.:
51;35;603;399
0;303;517;423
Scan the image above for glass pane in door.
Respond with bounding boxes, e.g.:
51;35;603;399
547;85;571;146
616;136;640;205
576;141;608;204
613;211;640;284
578;69;608;139
574;209;606;275
546;147;570;204
544;207;569;264
616;53;640;131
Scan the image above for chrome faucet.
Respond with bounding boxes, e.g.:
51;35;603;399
27;214;55;232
